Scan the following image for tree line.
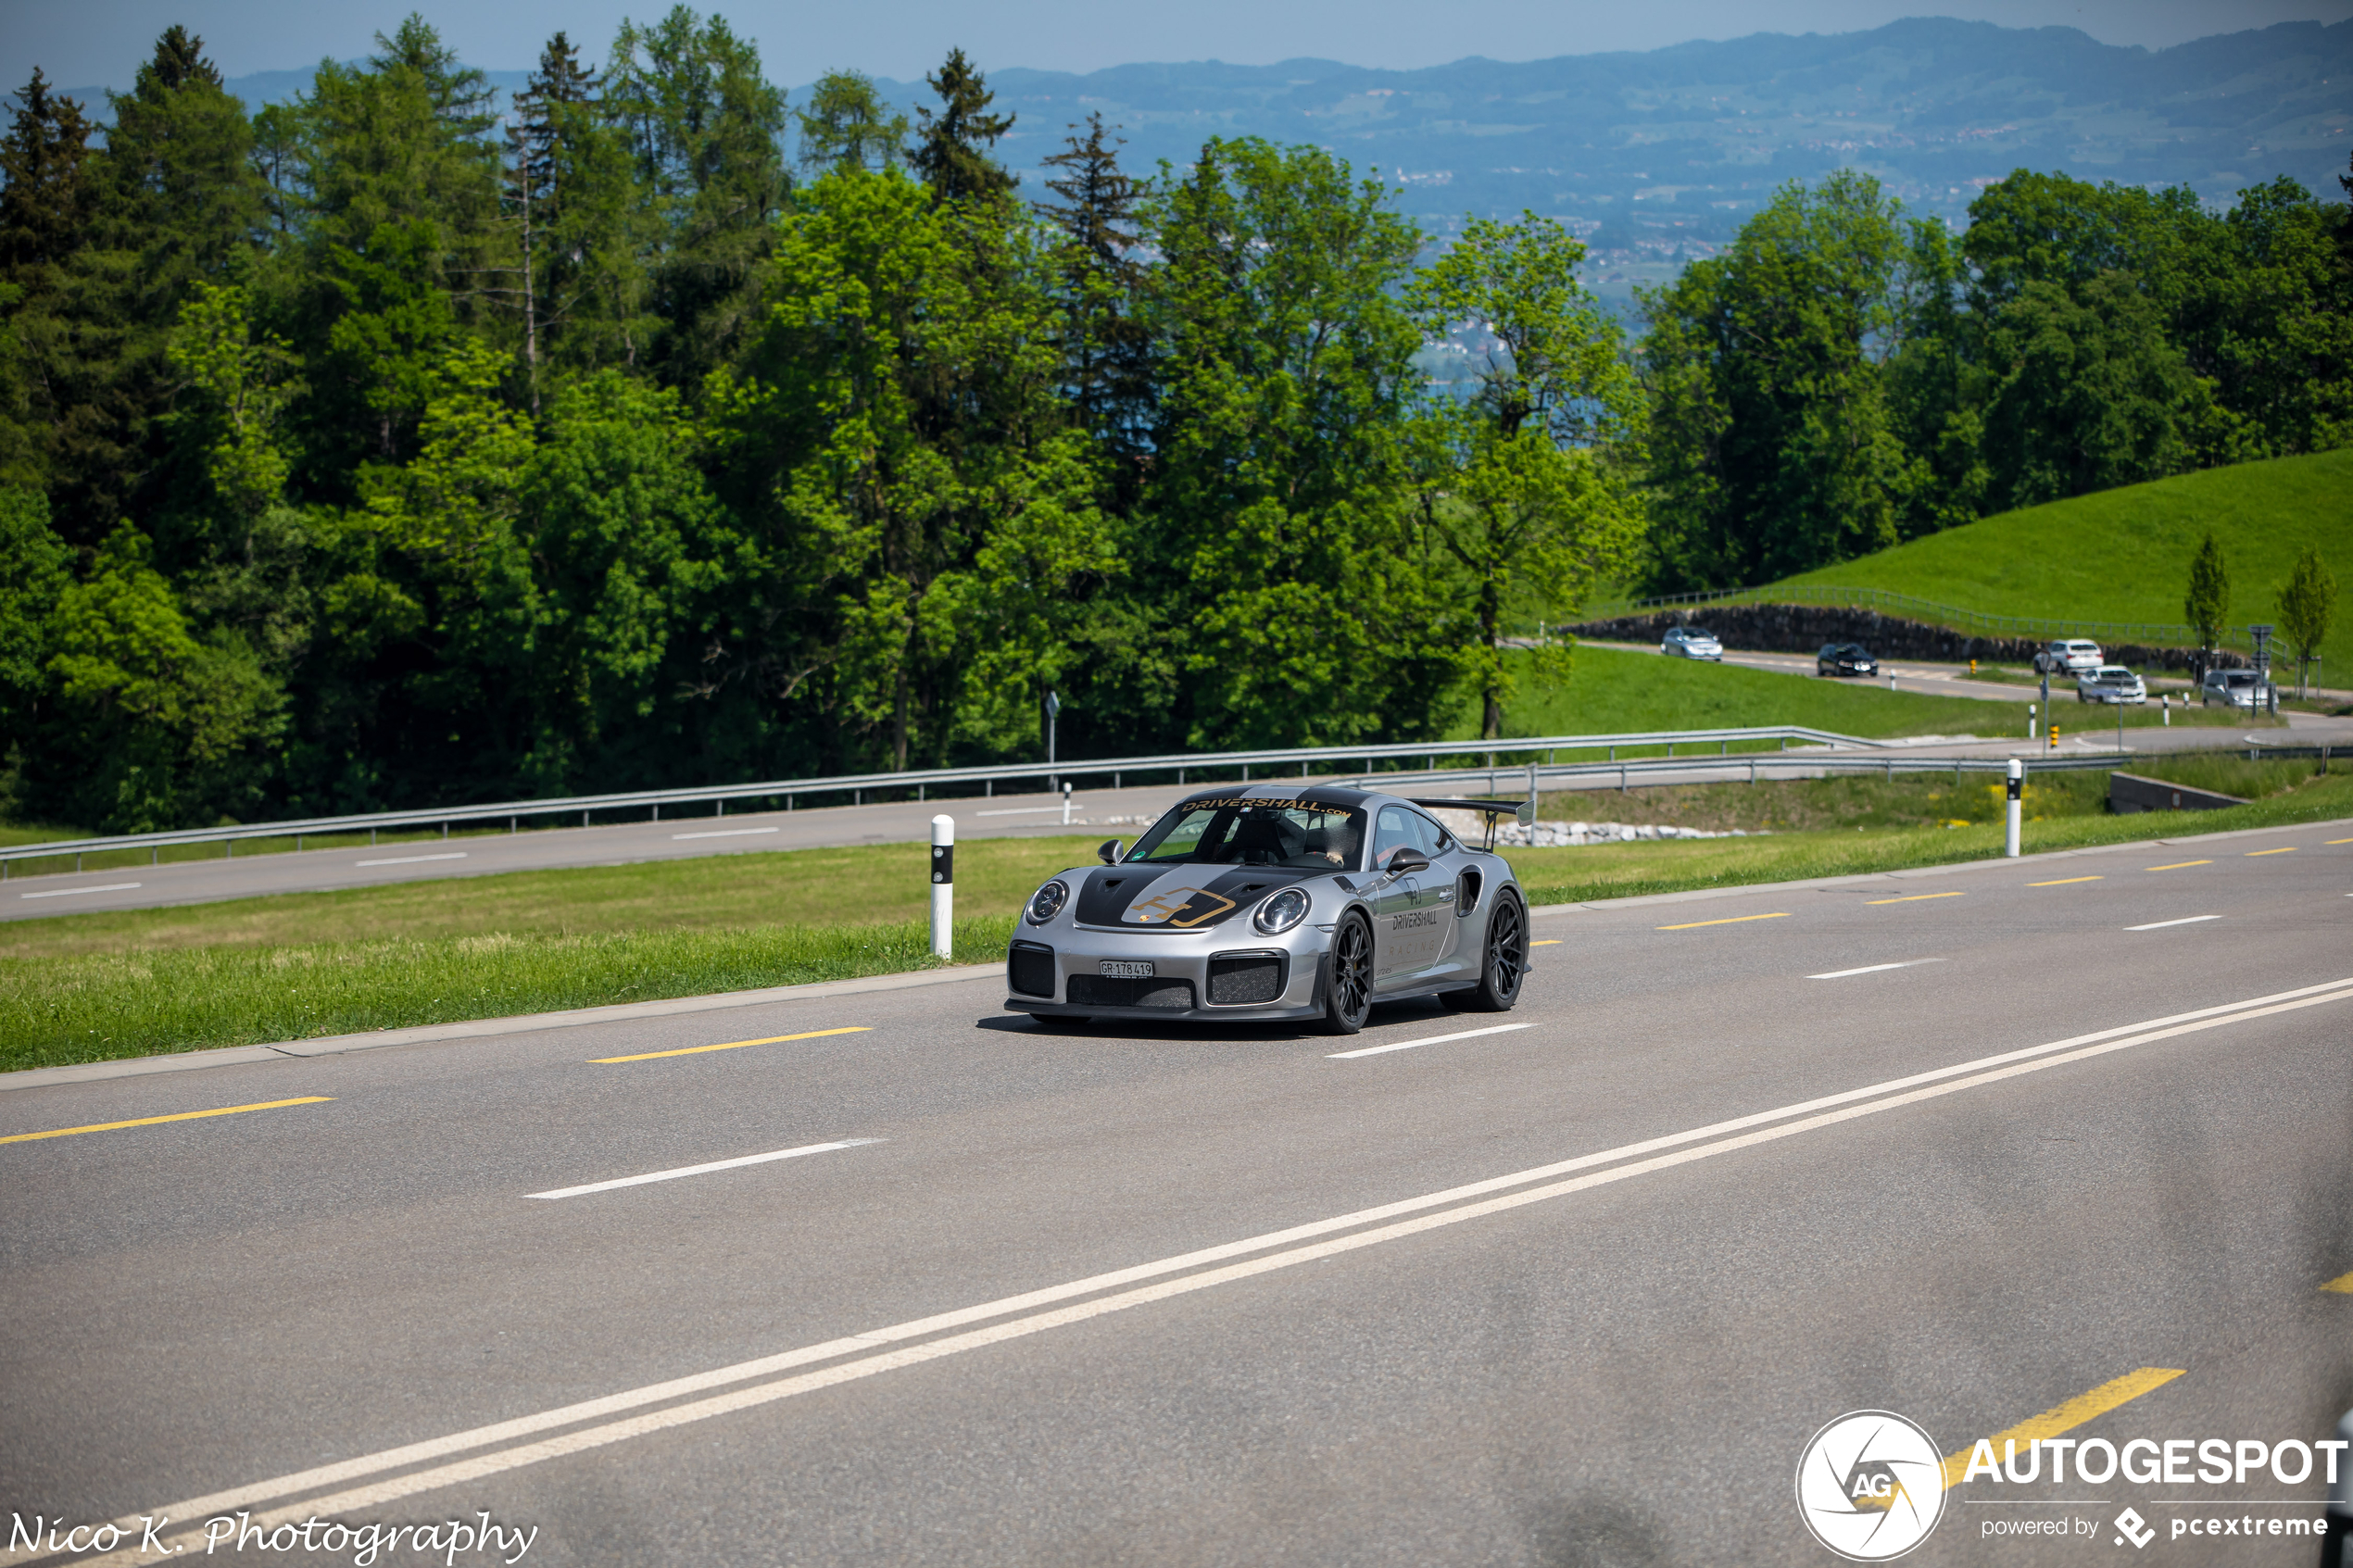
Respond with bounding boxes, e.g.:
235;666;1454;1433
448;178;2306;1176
1639;166;2351;588
0;13;2344;832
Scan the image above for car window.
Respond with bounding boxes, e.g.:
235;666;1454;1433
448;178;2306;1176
1129;799;1367;869
1374;806;1417;865
1407;810;1453;857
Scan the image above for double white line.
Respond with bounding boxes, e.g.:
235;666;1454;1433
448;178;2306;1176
28;975;2353;1567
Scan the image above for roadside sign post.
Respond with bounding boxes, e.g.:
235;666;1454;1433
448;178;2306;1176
2006;759;2022;859
1044;689;1062;791
929;814;954;960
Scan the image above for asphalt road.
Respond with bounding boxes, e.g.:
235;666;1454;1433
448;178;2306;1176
3;821;2347;1565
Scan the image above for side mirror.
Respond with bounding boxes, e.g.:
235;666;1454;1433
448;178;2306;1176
1097;839;1123;865
1386;847;1430;875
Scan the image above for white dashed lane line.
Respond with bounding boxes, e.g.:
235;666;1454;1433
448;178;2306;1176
1328;1023;1532;1060
355;852;467;867
526;1139;883;1200
19;882;142;900
2125;915;2221;932
1808;960;1946;980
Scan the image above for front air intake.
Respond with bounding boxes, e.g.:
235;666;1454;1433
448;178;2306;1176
1207;951;1287;1005
1008;942;1056;997
1065;975;1195;1009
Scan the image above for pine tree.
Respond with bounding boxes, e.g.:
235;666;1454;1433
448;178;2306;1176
1038;115;1151;487
0;70;94;290
606;6;789;388
42;29;268;543
505;32;604;411
911;49;1016;207
0;70;95;493
796;70;907;179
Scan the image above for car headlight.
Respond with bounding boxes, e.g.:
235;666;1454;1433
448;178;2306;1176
1253;886;1310;935
1026;880;1069;925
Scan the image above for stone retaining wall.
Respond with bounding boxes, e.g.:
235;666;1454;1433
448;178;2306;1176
1567;606;2246;674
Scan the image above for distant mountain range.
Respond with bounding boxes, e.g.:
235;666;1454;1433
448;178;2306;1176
68;17;2353;261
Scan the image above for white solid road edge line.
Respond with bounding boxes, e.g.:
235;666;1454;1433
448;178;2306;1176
2126;915;2221;931
1328;1022;1532;1059
670;827;781;841
18;882;141;900
353;852;467;867
44;974;2353;1566
526;1139;879;1199
1808;960;1946;980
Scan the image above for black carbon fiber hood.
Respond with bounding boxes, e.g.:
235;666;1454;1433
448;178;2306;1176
1071;863;1318;930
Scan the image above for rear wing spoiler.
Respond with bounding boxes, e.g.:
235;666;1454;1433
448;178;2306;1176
1408;797;1536;852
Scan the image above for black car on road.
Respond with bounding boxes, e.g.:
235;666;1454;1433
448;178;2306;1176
1817;643;1878;678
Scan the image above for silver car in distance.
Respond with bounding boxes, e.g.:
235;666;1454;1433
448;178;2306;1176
1661;626;1724;660
2075;665;2145;704
1004;785;1534;1035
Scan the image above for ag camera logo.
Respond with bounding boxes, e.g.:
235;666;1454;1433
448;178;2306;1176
1795;1411;1947;1561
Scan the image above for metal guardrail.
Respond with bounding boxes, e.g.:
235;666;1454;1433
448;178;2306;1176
1576;583;2265;652
0;725;1882;872
1376;742;2340;799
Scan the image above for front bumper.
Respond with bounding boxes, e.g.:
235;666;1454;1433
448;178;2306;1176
1005;928;1328;1022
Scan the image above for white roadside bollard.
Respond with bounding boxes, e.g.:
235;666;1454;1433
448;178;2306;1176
929;814;954;960
2005;759;2022;859
2162;693;2171;726
1061;781;1074;826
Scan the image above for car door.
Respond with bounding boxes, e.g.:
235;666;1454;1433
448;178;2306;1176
1369;806;1423;986
1408;810;1473;978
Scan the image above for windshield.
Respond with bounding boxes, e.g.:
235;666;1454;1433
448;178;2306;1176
2096;668;2132;679
1126;797;1366;871
2221;672;2256;686
1685;629;1715;640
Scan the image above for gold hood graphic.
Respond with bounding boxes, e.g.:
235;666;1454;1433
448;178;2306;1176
1123;885;1238;927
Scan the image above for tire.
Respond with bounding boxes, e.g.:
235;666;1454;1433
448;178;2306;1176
1460;896;1529;1012
1322;912;1374;1035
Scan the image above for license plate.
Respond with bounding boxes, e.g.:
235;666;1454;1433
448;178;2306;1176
1099;960;1155;979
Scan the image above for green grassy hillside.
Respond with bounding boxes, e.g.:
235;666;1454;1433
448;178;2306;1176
1768;451;2353;675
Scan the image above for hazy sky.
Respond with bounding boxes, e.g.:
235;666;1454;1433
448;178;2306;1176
12;0;2348;94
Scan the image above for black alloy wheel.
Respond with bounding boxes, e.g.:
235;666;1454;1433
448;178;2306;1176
1322;912;1373;1035
1466;897;1527;1012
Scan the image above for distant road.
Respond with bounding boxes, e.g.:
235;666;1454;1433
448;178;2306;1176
7;710;2348;922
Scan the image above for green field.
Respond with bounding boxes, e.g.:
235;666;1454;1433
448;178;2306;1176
1765;450;2353;674
6;755;2347;1073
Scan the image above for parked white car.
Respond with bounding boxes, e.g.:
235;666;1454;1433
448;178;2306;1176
2033;638;2103;676
2074;666;2145;704
2200;669;2266;709
1661;626;1723;660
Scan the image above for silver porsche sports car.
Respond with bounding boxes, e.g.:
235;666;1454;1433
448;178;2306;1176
1003;784;1535;1035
